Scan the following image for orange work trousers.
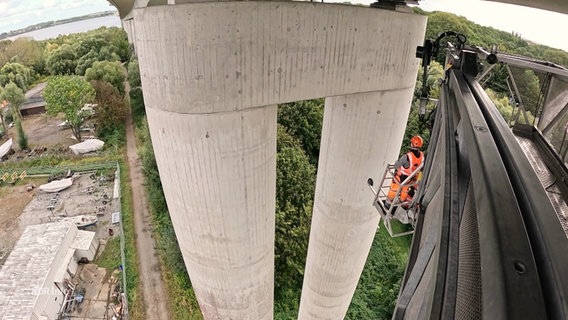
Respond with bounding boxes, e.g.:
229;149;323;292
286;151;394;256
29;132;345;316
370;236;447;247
387;179;416;203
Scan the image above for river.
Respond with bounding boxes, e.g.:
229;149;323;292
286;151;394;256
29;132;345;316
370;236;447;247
7;15;122;41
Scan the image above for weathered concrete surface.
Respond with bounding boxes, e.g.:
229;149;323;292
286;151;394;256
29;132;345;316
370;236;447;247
121;18;135;45
146;106;277;319
132;1;425;318
133;2;425;114
299;89;415;319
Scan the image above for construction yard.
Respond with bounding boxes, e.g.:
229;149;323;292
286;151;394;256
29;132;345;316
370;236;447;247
0;112;127;319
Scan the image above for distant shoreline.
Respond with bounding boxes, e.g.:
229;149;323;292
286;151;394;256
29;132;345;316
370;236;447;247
0;11;118;40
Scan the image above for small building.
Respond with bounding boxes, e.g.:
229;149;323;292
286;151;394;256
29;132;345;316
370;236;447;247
72;230;99;262
0;221;99;320
20;82;47;117
19;99;46;117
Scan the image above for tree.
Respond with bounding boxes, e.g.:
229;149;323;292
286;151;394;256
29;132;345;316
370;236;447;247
129;87;146;125
418;9;568;69
91;80;127;137
73;31;122;75
46;44;77;75
0;62;33;91
278;99;324;165
485;88;515;124
414;60;445;102
0;110;5;137
43;76;95;141
74;34;107;58
0;38;43;70
3;38;43;67
16;120;28;150
509;67;540;114
0;87;6;135
128;59;145;124
274;126;316;294
101;27;131;62
0;82;27;149
127;59;141;88
75;49;99;76
85;61;125;96
345;229;409;320
1;82;25;117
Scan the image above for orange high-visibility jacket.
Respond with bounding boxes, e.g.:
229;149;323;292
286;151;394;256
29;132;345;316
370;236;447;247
395;151;424;181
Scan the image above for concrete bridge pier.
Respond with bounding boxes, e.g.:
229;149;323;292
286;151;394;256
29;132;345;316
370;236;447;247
299;89;413;319
130;1;425;318
145;106;277;319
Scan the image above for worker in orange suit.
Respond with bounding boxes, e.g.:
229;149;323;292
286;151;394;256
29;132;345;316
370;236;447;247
385;135;425;209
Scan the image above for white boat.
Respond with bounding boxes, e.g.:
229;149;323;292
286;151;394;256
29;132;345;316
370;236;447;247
0;138;13;158
69;138;104;154
63;215;98;230
39;178;73;193
73;215;98;229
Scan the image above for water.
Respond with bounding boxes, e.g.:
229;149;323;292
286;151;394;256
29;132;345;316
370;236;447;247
7;15;122;41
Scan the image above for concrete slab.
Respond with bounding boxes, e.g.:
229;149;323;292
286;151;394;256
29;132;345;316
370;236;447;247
98;282;111;300
89;300;108;317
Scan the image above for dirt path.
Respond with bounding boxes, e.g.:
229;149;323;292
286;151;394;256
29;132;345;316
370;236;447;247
125;106;170;319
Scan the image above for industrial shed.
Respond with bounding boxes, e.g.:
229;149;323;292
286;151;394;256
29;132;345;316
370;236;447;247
0;222;98;320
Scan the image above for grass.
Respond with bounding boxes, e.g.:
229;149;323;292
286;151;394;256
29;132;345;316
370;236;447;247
345;227;410;320
118;159;144;319
94;236;121;270
135;116;202;319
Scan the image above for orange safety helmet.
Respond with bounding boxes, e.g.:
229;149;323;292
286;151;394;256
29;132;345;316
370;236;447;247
410;135;423;149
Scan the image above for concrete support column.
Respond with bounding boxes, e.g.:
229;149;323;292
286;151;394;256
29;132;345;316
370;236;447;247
146;105;277;319
132;2;425;318
299;89;413;319
121;18;135;46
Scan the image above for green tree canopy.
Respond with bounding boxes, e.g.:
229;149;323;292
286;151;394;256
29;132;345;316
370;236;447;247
0;82;27;149
48;27;130;64
509;67;541;114
127;59;141;88
73;32;122;75
417;9;568;68
0;62;33;91
274;125;316;288
75;49;100;76
414;60;445;101
0;81;25;109
85;61;125;96
91;80;127;136
0;38;43;69
46;44;77;75
75;35;108;58
485;88;515;124
278;99;324;165
43;76;95;141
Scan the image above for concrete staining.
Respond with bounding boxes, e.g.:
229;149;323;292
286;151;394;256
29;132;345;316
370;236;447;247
132;1;425;318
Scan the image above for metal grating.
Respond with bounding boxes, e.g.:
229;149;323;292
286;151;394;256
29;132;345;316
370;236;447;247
455;182;482;320
516;135;568;237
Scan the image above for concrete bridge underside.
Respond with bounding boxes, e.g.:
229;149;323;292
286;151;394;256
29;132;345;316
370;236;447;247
126;1;426;318
112;0;568;21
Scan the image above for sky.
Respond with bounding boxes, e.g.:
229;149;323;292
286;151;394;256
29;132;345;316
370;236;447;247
0;0;115;34
416;0;568;52
0;0;567;52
